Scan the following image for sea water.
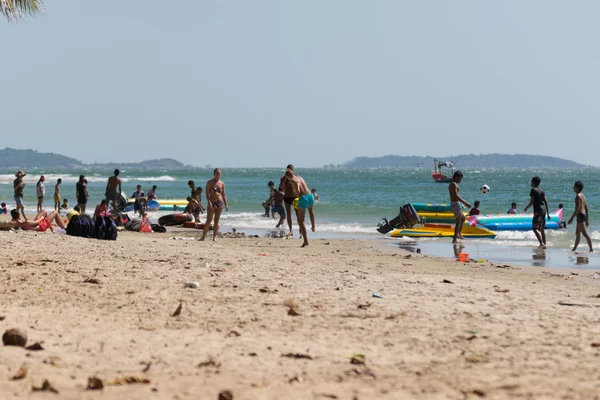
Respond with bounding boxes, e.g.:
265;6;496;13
1;167;599;268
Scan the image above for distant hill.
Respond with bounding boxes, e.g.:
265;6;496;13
343;153;588;169
0;148;187;170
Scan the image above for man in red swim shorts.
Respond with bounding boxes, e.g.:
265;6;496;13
10;209;66;232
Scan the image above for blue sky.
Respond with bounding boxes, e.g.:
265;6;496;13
2;1;598;167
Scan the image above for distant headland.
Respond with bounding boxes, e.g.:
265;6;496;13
0;148;186;170
342;153;588;169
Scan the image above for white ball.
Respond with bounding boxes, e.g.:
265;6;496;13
480;184;490;194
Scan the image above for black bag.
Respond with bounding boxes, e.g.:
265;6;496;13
66;214;95;238
151;224;166;233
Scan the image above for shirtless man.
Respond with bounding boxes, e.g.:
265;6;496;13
184;196;203;223
279;164;298;236
281;168;316;247
568;180;593;252
448;171;471;243
10;209;66;232
105;169;122;212
187;180;205;213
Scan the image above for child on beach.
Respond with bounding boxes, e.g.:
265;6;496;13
567;181;593;252
94;199;109;218
271;189;286;228
524;176;550;249
1;202;7;214
36;176;45;212
507;202;517;214
54;178;62;211
469;200;481;216
311;188;320;202
61;198;69;210
448;171;471;243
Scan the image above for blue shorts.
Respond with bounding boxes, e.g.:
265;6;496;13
14;196;23;206
297;193;315;209
272;205;286;217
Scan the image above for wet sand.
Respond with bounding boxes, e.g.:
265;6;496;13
0;227;600;399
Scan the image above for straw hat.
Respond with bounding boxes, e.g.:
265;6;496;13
15;170;26;177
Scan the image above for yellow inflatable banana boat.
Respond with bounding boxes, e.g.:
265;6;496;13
390;223;496;239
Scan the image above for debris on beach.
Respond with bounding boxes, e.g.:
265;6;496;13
172;302;182;317
197;357;221;369
218;390;234;400
346;354;366;365
372;293;385;299
25;342;44;351
494;286;510;293
106;376;150;385
12;366;28;380
227;330;241;337
86;377;104;390
442;279;454;284
357;303;372;309
2;328;27;347
185;281;200;288
591;342;600;348
83;268;101;284
32;379;59;394
283;298;300;316
281;353;312;360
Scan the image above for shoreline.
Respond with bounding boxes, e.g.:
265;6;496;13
1;231;599;398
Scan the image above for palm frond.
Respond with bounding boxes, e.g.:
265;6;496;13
1;0;43;22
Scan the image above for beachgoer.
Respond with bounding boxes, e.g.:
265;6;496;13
54;178;62;211
200;168;228;241
279;164;298;236
36;176;46;212
507;202;517;214
105;169;122;212
67;205;80;223
524;176;550;249
76;175;89;214
568;181;593;252
188;180;205;212
131;185;147;216
61;198;69;210
94;199;109;218
10;209;66;232
311;188;320;202
13;170;27;221
280;168;315;247
1;202;7;215
448;171;471;243
469;200;481;216
271;188;286;228
146;185;158;200
184;196;203;222
263;181;276;217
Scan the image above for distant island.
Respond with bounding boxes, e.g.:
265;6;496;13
343;153;588;169
0;148;186;170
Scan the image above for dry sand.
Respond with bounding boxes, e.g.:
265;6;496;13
0;227;600;399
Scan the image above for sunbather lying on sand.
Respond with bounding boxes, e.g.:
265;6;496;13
10;209;66;232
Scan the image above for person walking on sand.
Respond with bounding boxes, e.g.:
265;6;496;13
36;176;46;212
524;176;550;249
568;181;593;252
281;168;316;247
13;170;27;221
279;164;298;236
200;168;228;241
449;171;471;243
54;178;62;211
76;175;89;214
105;169;122;212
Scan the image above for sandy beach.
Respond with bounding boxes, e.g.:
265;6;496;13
1;226;600;400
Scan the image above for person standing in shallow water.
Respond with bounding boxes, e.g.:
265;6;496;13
200;168;228;241
568;180;593;252
448;171;471;244
524;176;550;249
280;168;316;247
76;175;89;214
279;164;298;237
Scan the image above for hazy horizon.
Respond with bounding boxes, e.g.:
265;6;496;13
3;1;599;167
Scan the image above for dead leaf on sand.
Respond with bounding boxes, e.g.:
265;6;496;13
218;389;234;400
106;376;150;385
83;278;100;284
318;394;338;399
172;302;182;317
494;287;510;293
557;301;600;308
465;356;487;363
197;357;221;368
32;379;59;394
591;342;600;348
25;342;44;351
0;316;5;321
442;279;454;284
86;377;104;390
12;367;28;380
357;303;372;310
288;375;304;384
457;335;478;341
403;254;412;259
142;362;151;373
281;353;313;360
227;330;241;337
287;307;301;316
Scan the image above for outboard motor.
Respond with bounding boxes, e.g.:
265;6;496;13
377;204;420;234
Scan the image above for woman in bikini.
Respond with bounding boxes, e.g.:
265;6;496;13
200;168;228;241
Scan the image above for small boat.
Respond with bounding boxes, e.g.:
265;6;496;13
391;223;496;239
431;159;455;183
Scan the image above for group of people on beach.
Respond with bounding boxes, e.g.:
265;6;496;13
449;171;593;252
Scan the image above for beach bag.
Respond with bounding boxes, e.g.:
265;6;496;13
95;216;107;239
103;216;118;240
151;224;166;233
66;214;95;238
